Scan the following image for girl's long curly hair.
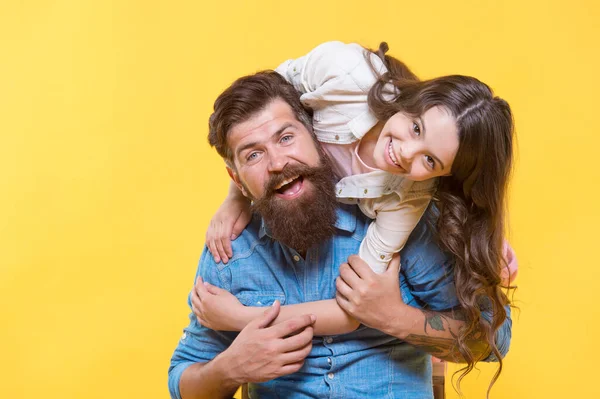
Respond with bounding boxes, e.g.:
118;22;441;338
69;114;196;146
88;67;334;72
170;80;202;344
367;42;514;396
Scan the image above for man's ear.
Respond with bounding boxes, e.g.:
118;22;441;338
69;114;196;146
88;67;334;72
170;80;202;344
226;166;249;197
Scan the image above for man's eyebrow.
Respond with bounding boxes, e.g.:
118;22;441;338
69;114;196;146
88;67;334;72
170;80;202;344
420;116;446;171
235;123;294;159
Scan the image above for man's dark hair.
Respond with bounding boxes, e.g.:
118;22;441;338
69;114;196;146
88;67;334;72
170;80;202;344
208;71;312;164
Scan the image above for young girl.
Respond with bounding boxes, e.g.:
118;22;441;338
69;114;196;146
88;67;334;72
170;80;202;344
200;40;515;363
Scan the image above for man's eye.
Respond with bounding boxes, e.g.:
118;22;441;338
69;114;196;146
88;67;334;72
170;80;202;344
412;122;421;136
247;152;259;161
425;155;435;168
280;134;293;143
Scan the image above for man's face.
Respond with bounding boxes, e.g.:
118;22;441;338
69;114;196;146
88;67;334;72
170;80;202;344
227;98;337;251
228;98;322;200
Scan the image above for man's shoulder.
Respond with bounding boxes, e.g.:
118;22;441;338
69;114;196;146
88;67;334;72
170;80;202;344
333;203;371;238
198;213;265;269
224;213;268;263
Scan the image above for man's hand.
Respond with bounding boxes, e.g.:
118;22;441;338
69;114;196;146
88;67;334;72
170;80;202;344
192;277;249;331
218;300;316;385
335;254;409;335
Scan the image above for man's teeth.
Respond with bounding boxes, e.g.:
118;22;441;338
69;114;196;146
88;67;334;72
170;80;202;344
388;142;400;166
275;176;299;190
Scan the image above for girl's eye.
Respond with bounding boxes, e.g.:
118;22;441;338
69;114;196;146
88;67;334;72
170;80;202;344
425;155;435;169
412;122;421;136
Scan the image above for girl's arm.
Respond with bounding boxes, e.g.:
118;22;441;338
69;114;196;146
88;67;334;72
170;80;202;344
247;299;359;336
192;278;359;336
359;194;433;274
205;180;252;264
275;41;383;142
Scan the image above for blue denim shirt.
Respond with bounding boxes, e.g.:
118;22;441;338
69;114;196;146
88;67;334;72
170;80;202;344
168;204;511;399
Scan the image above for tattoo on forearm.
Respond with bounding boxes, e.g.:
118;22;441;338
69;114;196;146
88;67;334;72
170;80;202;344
404;334;461;359
407;309;489;362
422;310;449;333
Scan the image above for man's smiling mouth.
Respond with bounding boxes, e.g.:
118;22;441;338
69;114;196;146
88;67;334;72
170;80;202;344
274;176;304;198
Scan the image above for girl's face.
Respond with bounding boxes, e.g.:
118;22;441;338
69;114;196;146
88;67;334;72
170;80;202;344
372;106;460;181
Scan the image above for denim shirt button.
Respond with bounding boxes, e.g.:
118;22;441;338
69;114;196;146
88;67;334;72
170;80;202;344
327;357;332;365
327;373;334;379
293;255;300;262
325;337;333;344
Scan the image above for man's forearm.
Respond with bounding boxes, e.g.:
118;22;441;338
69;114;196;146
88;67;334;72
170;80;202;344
179;353;240;399
387;305;491;362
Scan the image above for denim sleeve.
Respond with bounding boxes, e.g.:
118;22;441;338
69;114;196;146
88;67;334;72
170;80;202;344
399;213;512;362
399;218;459;311
167;248;237;399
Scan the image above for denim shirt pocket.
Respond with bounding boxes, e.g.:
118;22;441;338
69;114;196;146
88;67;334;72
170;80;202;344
237;291;286;307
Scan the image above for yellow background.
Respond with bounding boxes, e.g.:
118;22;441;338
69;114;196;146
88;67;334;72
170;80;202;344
1;1;599;398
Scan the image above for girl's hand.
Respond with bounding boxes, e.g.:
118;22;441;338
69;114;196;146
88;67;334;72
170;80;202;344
206;196;252;264
191;277;250;331
335;254;407;335
501;239;518;286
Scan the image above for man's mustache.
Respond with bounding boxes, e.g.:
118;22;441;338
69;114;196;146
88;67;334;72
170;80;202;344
263;163;321;197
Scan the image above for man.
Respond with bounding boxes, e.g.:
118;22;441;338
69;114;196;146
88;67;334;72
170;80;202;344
168;71;511;399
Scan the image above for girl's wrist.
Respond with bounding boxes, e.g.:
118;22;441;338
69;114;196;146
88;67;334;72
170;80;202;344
237;306;261;330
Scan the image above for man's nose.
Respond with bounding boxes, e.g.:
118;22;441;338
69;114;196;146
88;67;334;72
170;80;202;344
267;151;289;172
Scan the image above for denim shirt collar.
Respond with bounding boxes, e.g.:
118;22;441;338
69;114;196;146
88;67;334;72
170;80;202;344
258;204;358;240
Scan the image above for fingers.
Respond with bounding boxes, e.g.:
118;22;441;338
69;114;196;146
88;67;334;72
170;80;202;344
195;276;210;300
338;262;361;289
191;291;202;313
335;291;351;312
232;211;252;240
212;219;231;263
255;300;281;329
347;255;373;279
278;323;314;352
207;238;221;264
335;276;354;313
335;275;353;300
205;223;214;257
386;254;401;275
191;282;203;321
279;335;313;364
195;312;209;327
206;221;222;263
203;281;224;295
218;219;235;260
206;220;234;264
221;235;233;263
220;212;252;260
279;360;308;376
214;233;230;264
269;314;316;339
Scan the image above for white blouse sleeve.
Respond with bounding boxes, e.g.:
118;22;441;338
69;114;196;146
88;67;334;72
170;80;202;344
275;41;385;143
358;193;433;274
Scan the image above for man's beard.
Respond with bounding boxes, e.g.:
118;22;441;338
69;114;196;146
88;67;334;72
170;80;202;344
249;160;338;251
